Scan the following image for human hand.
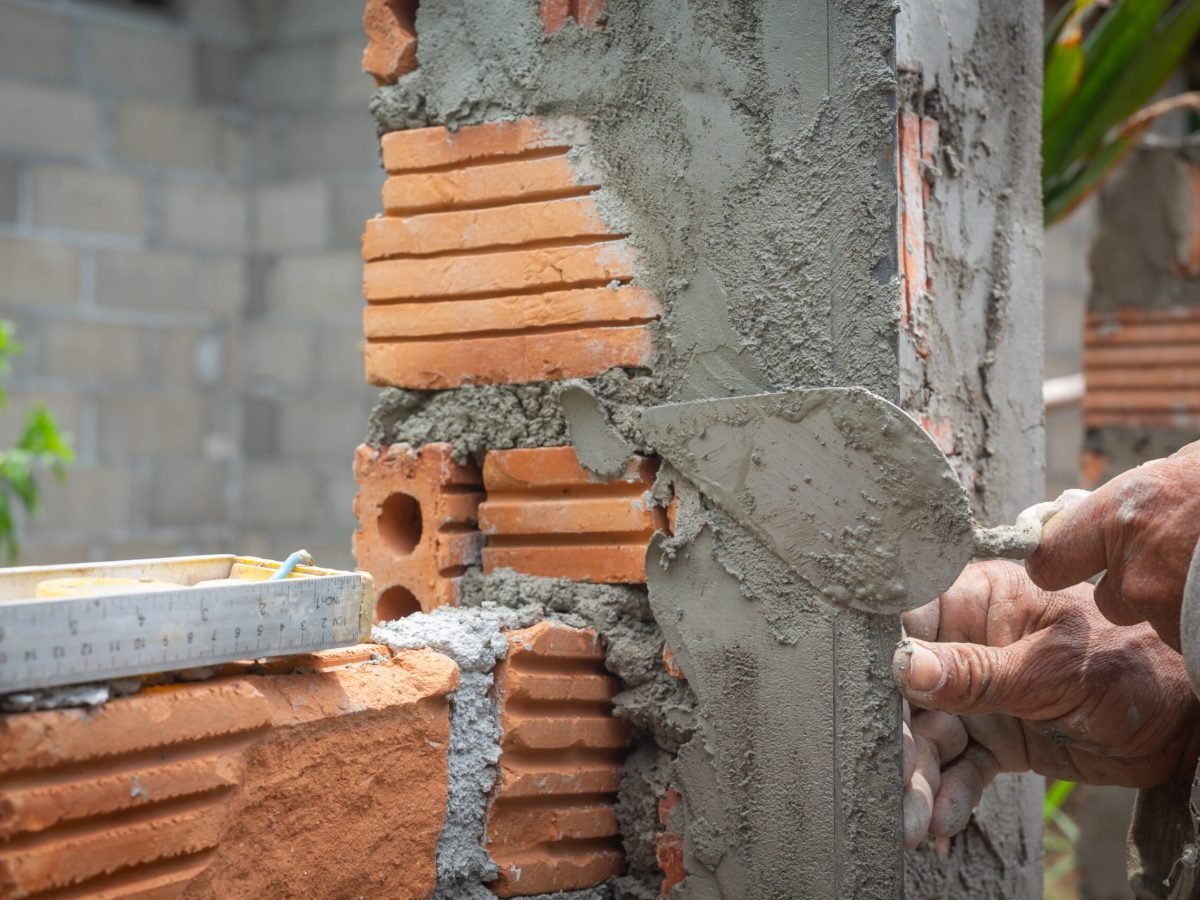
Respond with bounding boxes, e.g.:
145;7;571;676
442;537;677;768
1026;441;1200;650
897;562;1200;847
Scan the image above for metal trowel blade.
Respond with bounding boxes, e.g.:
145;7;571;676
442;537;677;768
640;387;976;615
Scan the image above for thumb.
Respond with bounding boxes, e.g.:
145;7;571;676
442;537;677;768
893;638;1033;717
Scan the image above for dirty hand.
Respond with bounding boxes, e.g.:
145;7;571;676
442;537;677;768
896;562;1200;848
1026;441;1200;650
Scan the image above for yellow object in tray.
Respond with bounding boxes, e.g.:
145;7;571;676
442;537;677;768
36;576;185;598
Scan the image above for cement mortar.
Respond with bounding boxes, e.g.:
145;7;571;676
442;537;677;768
560;381;636;478
372;607;528;899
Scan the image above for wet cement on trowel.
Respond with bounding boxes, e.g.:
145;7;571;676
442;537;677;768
366;0;925;895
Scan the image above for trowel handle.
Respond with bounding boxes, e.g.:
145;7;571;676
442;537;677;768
972;489;1092;560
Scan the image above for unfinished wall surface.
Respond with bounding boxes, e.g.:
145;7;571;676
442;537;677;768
353;0;1047;897
0;0;377;569
896;0;1045;894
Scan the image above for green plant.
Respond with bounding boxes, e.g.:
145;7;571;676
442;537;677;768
1044;0;1200;225
1043;780;1080;897
0;321;73;562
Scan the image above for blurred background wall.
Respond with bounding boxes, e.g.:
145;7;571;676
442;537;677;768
0;0;379;569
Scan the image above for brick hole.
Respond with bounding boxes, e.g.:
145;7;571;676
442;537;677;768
378;492;423;555
376;585;422;620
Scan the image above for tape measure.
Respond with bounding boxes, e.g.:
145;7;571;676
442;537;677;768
0;555;374;694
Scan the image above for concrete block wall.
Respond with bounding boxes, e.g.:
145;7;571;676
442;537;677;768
0;0;378;568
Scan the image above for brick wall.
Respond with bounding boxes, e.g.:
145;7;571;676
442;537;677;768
0;0;378;568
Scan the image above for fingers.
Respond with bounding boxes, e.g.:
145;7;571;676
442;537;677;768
1025;487;1110;591
893;636;1046;718
903;728;940;849
929;743;999;839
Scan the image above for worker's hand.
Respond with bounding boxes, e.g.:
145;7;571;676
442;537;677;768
896;562;1200;847
1026;441;1200;649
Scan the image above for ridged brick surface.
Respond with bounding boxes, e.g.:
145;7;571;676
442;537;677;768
487;621;629;896
479;447;665;583
362;119;660;389
353;442;485;619
1083;306;1200;427
0;646;457;899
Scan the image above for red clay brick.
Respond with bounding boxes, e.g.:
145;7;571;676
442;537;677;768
488;621;628;897
541;0;605;34
656;789;685;898
1083;306;1200;427
364;325;656;390
362;0;418;86
0;646;457;899
381;119;589;174
479;448;665;583
363;195;615;260
353;442;485;619
364;117;661;389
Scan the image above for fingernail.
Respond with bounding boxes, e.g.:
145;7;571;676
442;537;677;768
907;643;944;693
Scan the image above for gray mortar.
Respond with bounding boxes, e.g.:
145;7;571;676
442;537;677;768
560;381;636;479
370;0;1043;894
372;607;530;899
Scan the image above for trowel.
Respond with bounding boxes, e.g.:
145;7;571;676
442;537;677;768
641;387;1087;615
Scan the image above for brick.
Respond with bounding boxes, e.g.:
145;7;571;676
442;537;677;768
188;0;248;40
269;251;361;316
162;182;248;250
0;81;103;158
117;101;224;170
155;328;232;388
277;391;374;461
0;647;457;899
149;462;229;527
283;109;380;176
30;164;146;237
380;119;589;174
0;236;79;308
241;463;316;527
365;241;635;301
252;44;330;107
353;443;485;619
363;287;661;339
541;0;604;33
0;5;73;80
480;448;664;583
97;391;206;460
656;789;685;898
32;466;134;535
364;325;655;390
382;154;600;215
1083;306;1200;427
254;180;330;251
362;195;616;259
238;322;313;387
280;0;365;38
41;321;143;381
0;158;15;223
95;248;198;313
198;44;244;105
88;21;193;99
242;394;281;458
362;0;418;86
488;621;628;897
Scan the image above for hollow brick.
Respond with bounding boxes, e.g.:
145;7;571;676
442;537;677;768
0;646;457;899
488;621;629;897
479;447;665;583
364;118;660;389
353;442;485;619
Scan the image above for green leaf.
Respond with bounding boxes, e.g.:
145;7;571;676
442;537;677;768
1045;129;1141;224
0;490;17;563
1059;0;1200;174
1043;780;1077;819
1043;0;1172;180
1044;40;1085;129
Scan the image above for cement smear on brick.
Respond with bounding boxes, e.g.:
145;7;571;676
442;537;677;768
559;380;636;479
372;607;531;899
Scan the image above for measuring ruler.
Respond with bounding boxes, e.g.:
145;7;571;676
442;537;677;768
0;557;373;694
